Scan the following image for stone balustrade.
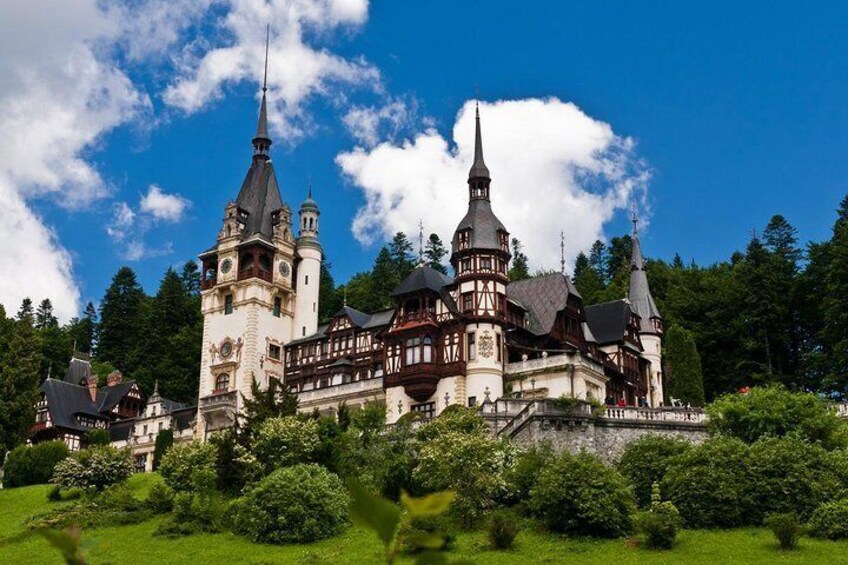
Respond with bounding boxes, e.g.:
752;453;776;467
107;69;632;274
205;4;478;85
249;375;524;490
602;406;707;423
833;403;848;419
505;353;575;375
297;376;383;405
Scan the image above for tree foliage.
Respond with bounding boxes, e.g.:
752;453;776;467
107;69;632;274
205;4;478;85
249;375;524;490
664;324;706;406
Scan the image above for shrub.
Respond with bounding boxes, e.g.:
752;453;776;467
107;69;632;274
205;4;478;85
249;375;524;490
252;416;319;472
47;484;62;502
414;431;515;528
154;470;227;538
808;499;848;540
530;451;635;538
661;437;750;528
747;437;837;522
634;483;681;549
616;435;691;508
27;484;150;530
234;464;348;544
152;428;173;470
146;482;175;514
51;445;133;491
84;428;111;446
707;385;847;449
209;429;260;495
487;509;520;550
502;443;554;507
158;440;217;492
765;512;803;550
416;405;487;442
2;441;69;488
401;514;459;553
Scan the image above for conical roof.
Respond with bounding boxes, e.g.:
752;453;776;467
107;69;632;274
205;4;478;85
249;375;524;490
468;104;490;180
628;231;662;333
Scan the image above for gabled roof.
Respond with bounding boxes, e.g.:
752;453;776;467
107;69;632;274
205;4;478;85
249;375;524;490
235;158;285;240
286;308;395;347
584;300;633;345
96;382;137;412
391;265;453;297
333;306;371;328
506;273;582;335
40;379;109;432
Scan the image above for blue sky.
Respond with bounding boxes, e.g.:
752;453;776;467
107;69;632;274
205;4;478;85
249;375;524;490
2;1;847;320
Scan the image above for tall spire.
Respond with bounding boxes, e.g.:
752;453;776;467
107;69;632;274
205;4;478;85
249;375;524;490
560;230;566;274
418;219;425;266
252;24;272;159
468;101;490;180
628;208;662;333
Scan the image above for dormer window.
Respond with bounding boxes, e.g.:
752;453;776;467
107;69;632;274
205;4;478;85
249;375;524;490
457;230;471;250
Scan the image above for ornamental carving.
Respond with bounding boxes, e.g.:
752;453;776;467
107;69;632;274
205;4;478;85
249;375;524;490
479;331;495;358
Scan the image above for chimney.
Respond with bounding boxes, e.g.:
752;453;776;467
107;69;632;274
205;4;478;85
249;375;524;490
106;370;123;387
87;374;99;402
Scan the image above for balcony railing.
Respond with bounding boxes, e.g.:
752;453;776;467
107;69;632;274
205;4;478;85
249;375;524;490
200;390;237;409
603;406;706;423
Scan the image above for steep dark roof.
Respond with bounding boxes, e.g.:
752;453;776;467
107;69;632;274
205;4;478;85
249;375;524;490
109;420;134;442
584;300;632;345
334;306;371;327
287;308;395;347
235;159;284;240
41;379;107;432
629;234;662;333
391;265;453;297
451;199;508;253
64;356;91;385
96;382;136;412
468;105;490;180
507;273;582;335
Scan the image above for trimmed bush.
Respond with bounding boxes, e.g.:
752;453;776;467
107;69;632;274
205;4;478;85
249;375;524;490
661;437;751;528
634;483;681;549
616;435;691;508
26;483;150;530
158;440;217;492
502;443;555;507
252;416;319;472
233;464;348;544
808;499;848;540
530;451;635;538
487;509;520;550
51;445;133;491
765;512;803;550
2;441;69;488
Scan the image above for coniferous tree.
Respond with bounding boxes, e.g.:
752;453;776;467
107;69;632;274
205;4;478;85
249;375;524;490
588;241;607;275
240;376;299;441
509;238;530;281
0;313;43;453
180;261;201;297
424;233;448;274
35;299;58;330
664;324;705;406
371;247;401;309
17;298;34;324
66;302;97;355
389;232;416;280
319;262;343;321
605;235;633;283
97;267;148;378
821;196;848;395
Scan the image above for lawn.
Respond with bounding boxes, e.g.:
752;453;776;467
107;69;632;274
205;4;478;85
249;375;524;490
3;475;848;564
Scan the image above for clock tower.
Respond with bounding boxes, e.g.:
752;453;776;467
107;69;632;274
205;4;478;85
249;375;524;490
196;82;298;438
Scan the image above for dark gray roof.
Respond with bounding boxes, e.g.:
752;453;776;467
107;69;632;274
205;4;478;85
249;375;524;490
391;265;453;297
334;306;371;327
286;323;329;346
584;300;632;345
287;308;395;347
255;91;270;141
172;407;196;431
235;158;284;240
506;273;582;335
451;199;508;254
469;105;490;180
40;379;109;432
629;234;662;332
363;309;395;329
109;420;134;442
64;356;91;385
97;382;137;412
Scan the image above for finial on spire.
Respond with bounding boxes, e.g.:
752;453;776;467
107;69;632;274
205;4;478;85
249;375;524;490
418;219;425;266
343;285;348;307
468;101;490;181
560;230;566;274
252;24;272;158
631;204;639;237
308;181;313;200
153;379;159;396
263;23;270;93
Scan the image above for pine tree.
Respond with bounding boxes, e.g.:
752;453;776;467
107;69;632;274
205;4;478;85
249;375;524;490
16;298;34;324
319;262;343;321
664;324;705;406
509;238;530;281
424;233;448;274
605;235;632;283
588;240;607;274
35;299;58;330
389;232;416;280
97;267;148;377
66;302;97;354
573;252;591;281
180;260;201;297
822;196;848;394
240;376;299;441
372;247;401;309
0;314;43;453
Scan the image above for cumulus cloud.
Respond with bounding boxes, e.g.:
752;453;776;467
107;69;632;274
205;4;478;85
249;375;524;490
0;0;150;321
140;185;191;222
343;98;417;147
162;0;379;141
337;98;649;272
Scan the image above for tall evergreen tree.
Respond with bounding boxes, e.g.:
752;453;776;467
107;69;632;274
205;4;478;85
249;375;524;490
588;240;607;274
318;262;343;321
664;324;705;406
240;376;299;441
821;195;848;395
605;235;633;283
16;298;33;324
424;233;448;274
66;302;97;354
0;314;43;453
509;238;530;281
389;232;416;280
97;267;148;377
34;299;58;330
372;247;401;310
180;260;201;297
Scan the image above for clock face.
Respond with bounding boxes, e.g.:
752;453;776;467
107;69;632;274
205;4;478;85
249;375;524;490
220;258;232;274
220;340;233;359
278;261;291;277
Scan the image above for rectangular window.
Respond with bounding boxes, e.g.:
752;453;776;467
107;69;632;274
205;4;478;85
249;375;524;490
273;297;281;317
158;422;163;432
405;337;421;365
268;344;281;360
461;258;471;273
496;332;502;362
224;294;233;315
462;292;473;313
468;396;477;407
305;275;309;285
467;332;476;360
480;257;492;271
411;402;436;420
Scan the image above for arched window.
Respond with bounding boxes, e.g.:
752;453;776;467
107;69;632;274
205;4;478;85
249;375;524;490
215;374;229;391
423;336;433;363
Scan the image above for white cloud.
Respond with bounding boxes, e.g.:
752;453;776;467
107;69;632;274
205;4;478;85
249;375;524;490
106;202;137;241
124;240;174;262
0;0;151;321
140;185;191;222
337;98;650;272
343;98;416;147
162;0;379;142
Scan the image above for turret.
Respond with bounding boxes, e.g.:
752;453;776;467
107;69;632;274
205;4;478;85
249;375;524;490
293;187;322;338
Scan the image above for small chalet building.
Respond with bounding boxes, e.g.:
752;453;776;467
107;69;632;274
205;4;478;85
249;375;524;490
31;354;144;451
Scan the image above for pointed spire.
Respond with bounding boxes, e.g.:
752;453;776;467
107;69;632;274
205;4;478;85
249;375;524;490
560;230;566;274
630;207;644;271
468;101;490;180
252;24;272;159
418;219;425;266
628;207;662;332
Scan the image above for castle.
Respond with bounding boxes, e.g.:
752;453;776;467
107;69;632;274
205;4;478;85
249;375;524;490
194;91;667;439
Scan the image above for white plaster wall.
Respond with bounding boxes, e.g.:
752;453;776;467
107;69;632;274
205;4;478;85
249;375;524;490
464;323;504;402
293;245;322;340
641;334;664;407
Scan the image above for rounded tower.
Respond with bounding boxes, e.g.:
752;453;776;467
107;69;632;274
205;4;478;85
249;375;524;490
293;188;322;339
449;105;511;404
